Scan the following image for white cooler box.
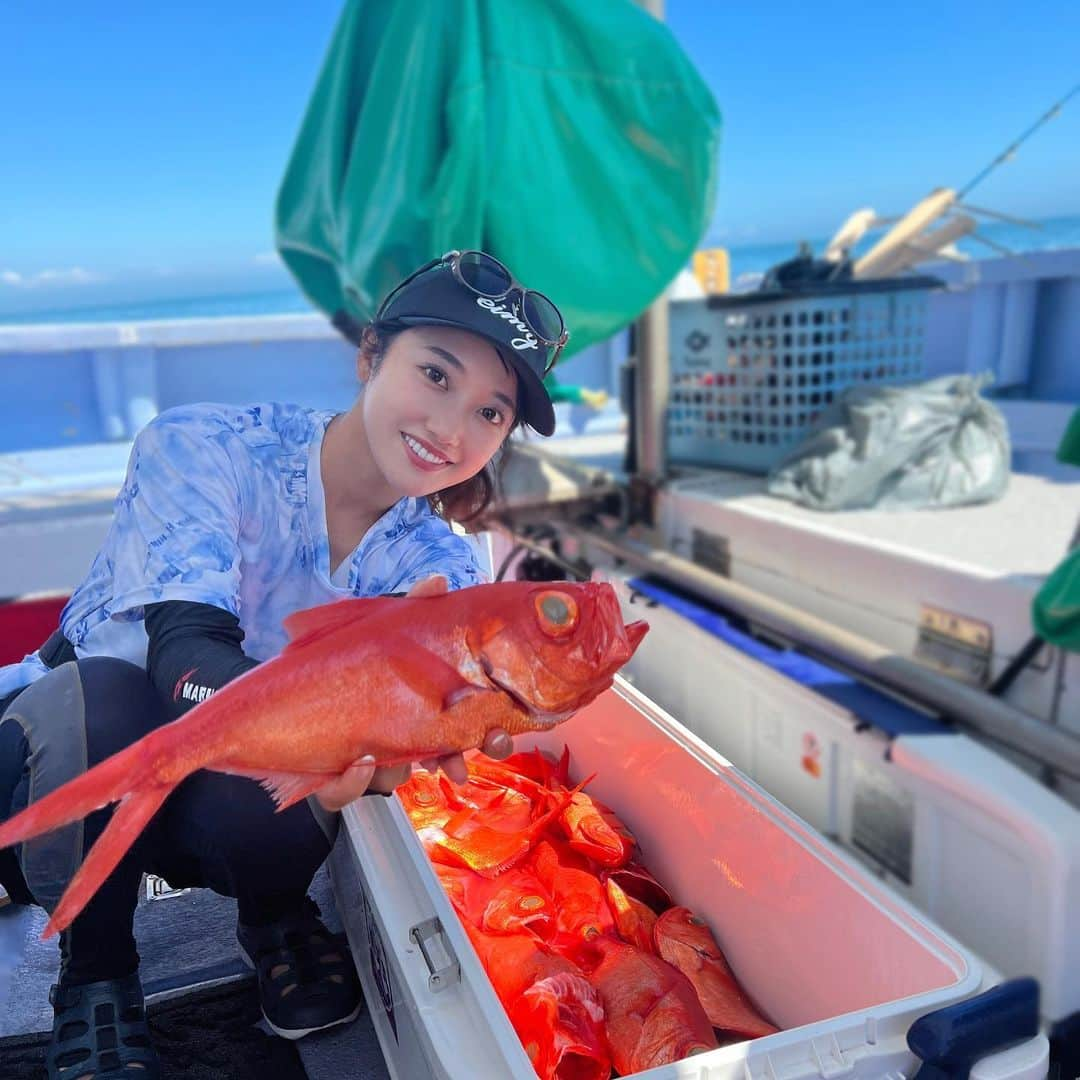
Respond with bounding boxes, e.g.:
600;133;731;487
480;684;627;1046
654;469;1079;744
600;569;1080;1029
329;679;1048;1079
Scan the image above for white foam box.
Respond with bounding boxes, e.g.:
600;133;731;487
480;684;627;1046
329;679;1045;1079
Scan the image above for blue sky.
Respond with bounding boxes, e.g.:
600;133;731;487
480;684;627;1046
1;0;1078;314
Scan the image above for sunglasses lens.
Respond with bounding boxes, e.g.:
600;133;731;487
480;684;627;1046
523;291;564;344
457;251;511;297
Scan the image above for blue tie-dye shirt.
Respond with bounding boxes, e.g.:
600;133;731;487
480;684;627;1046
0;402;486;698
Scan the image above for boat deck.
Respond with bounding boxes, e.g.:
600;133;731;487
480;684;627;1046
0;860;389;1079
518;419;1080;586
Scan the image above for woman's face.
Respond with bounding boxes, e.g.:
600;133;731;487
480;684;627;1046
359;325;519;499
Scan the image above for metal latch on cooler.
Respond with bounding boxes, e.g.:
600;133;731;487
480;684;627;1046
915;605;993;687
144;873;190;902
409;916;460;993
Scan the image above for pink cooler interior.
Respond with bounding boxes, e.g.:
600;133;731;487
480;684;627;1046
522;685;968;1031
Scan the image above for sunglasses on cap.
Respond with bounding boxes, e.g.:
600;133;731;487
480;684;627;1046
377;250;570;375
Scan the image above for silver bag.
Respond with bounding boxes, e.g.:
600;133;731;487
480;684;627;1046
765;373;1010;511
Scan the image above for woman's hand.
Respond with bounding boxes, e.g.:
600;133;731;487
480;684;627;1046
314;756;380;813
313;574;514;811
420;726;513;785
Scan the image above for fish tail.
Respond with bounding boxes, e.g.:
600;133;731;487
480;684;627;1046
42;785;172;939
0;732;167;854
0;712;200;855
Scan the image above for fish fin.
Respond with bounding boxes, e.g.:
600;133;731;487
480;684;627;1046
282;597;399;651
386;648;488;712
555;745;572;787
437;828;532;877
43;785;173;939
438;775;468;810
534;750;555;789
220;766;335;811
258;772;333;811
442;807;477;837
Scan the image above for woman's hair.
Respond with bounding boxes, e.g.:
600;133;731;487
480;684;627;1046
360;320;526;528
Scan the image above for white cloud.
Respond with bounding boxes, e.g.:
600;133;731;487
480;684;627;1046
0;266;105;288
253;251;281;266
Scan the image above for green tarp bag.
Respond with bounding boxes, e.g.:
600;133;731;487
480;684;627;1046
275;0;720;358
1031;407;1080;651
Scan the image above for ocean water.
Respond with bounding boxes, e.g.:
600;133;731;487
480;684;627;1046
0;288;315;327
3;215;1077;328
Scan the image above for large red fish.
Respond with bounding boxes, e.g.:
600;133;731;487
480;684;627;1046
654;906;778;1041
584;936;719;1073
0;581;647;937
466;925;610;1080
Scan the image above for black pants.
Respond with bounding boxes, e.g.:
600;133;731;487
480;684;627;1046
0;657;337;985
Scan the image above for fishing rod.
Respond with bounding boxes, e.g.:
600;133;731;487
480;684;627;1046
855;83;1078;275
958;82;1079;200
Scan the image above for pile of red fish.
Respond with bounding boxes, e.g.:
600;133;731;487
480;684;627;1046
398;747;778;1079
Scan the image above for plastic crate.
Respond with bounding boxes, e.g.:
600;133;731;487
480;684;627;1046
667;278;937;473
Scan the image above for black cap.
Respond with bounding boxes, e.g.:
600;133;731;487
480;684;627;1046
377;263;557;436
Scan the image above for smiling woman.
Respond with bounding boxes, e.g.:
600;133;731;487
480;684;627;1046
327;322;525;532
0;251;564;1075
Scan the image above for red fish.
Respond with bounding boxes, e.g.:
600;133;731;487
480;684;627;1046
531;840;616;945
0;582;647;937
436;864;557;939
604;877;657;954
466;926;610;1080
559;789;635;868
654;907;778;1040
398;770;458;830
466;756;557;804
482;746;570;788
452;778;538;831
584;936;719;1074
426;787;576;878
605;860;673;914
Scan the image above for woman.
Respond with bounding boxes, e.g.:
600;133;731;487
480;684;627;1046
0;250;566;1077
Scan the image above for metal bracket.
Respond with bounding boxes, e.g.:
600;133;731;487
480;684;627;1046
915;605;994;687
144;874;190;902
409;917;459;993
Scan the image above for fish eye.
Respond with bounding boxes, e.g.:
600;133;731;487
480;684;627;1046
534;590;579;636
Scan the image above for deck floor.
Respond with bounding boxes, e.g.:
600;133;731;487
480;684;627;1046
0;863;389;1078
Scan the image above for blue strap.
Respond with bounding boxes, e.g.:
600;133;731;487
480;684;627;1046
627;576;949;738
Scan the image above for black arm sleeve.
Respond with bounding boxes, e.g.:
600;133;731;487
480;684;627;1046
144;601;260;720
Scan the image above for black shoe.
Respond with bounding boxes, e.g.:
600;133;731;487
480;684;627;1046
46;972;160;1079
237;898;363;1040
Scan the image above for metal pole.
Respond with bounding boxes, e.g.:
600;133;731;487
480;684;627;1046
632;0;669;494
560;522;1080;782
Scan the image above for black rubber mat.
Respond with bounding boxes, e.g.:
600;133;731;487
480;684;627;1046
0;976;309;1080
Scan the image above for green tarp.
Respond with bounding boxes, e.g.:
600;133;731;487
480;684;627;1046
275;0;720;358
1032;407;1080;651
